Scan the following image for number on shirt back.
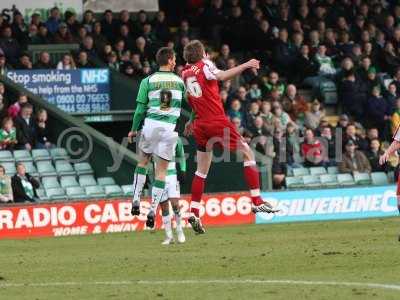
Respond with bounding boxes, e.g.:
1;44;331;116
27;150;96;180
186;76;202;98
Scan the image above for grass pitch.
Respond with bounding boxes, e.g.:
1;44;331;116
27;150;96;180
1;217;400;300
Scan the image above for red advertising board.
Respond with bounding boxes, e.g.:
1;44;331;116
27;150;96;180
0;193;255;239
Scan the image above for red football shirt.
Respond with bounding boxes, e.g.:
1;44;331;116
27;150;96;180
181;59;227;121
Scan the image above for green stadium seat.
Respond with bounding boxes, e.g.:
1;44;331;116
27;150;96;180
36;189;49;202
97;177;116;186
60;176;79;188
121;185;133;196
285;177;304;189
85;186;106;198
0;150;15;163
371;172;389;186
74;162;94;175
50;148;69;161
309;167;327;176
327;166;339;175
286;168;294;177
36;161;57;177
79;175;97;187
45;187;67;201
24;161;39;177
13;150;33;162
302;175;321;188
42;176;60;189
320;174;339;187
2;162;16;176
66;186;86;200
353;172;371;185
293;168;309;177
337;173;356;186
55;160;76;176
104;185;123;197
32;149;51;162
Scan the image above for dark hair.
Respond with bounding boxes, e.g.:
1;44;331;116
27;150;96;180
2;116;12;127
155;47;175;66
183;40;205;64
21;102;33;110
0;165;5;174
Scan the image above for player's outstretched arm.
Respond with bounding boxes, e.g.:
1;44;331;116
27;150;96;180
379;140;400;165
215;59;260;81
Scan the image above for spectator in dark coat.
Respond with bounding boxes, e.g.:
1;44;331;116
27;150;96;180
45;7;61;34
339;70;364;122
295;45;319;85
15;103;36;150
35;109;52;149
11;162;39;203
385;82;398;114
101;10;119;43
272;28;295;77
365;86;390;138
33;51;54;69
0;26;20;65
366;139;387;172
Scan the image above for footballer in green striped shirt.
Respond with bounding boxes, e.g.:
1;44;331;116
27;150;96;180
128;47;186;241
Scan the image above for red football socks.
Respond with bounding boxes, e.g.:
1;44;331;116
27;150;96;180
190;171;207;217
244;161;264;206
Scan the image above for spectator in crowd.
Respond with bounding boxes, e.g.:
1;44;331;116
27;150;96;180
16;53;33;70
272;102;293;130
281;84;308;126
35;109;52;149
344;123;368;152
385;82;398;114
227;99;244;123
320;126;336;165
8;93;28;119
0;83;7;118
0;26;20;65
0;165;13;203
76;50;94;68
34;51;54;69
36;24;52;44
270;128;287;189
338;140;371;174
15;103;35;150
365;86;390;139
56;54;76;70
0;117;17;150
45;7;61;34
339;70;364;122
301;128;323;167
366;138;387;173
11;162;39;203
0;53;11;75
304;99;325;130
215;44;232;70
54;22;75;44
262;71;285;97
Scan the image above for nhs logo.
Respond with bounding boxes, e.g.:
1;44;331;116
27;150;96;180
81;69;109;84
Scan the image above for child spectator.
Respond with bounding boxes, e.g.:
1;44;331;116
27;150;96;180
8;93;28;119
272;102;293;130
0;117;17;150
11;162;39;203
35;109;52;149
0;165;13;203
260;101;275;134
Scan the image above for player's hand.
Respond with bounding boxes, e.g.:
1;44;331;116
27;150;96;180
245;59;260;70
379;151;390;165
184;121;193;137
127;131;137;144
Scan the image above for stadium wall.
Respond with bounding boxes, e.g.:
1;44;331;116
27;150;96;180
0;185;397;239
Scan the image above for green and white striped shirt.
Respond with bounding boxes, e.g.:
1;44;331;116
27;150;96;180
137;71;185;125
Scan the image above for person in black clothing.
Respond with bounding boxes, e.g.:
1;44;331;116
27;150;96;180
36;25;52;44
11;162;39;203
101;10;119;43
15;103;35;150
339;69;365;122
35;108;52;149
295;44;319;85
271;128;287;189
75;51;94;68
33;51;54;69
366;138;387;172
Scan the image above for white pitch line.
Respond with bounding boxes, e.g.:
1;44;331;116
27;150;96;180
0;279;400;291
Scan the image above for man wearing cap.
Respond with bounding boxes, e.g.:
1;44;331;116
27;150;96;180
339;139;371;174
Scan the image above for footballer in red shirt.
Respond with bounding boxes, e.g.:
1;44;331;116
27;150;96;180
181;40;278;234
380;125;400;241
